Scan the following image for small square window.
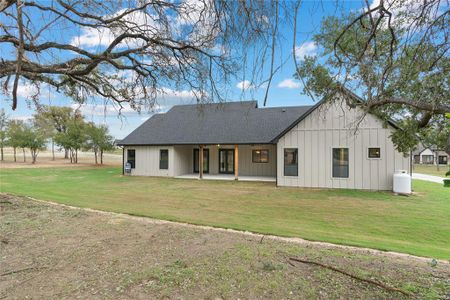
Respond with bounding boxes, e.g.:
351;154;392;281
368;147;381;159
252;149;269;163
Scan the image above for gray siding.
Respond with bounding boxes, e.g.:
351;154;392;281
277;97;410;190
124;144;277;177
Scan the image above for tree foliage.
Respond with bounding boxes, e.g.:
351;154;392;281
0;0;287;111
295;1;449;154
21;124;46;163
84;122;114;164
54;116;87;163
6;119;25;162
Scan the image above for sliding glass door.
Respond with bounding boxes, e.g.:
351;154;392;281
219;149;234;174
193;149;209;173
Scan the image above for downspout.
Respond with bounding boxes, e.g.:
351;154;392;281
409;150;412;177
275;143;278;187
122;147;125;175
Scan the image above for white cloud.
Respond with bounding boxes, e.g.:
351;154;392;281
70;87;198;117
295;41;317;61
365;0;439;29
277;78;302;89
70;9;158;48
70;103;135;116
236;80;254;90
11;115;33;122
15;81;39;99
70;27;115;48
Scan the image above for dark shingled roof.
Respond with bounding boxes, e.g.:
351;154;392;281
119;101;313;145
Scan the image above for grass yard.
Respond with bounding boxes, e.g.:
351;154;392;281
3;194;449;299
1;167;449;259
413;164;450;177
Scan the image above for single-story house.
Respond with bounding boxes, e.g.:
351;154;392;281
413;144;449;165
118;92;410;190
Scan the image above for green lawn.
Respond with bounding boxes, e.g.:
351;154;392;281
1;167;449;259
413;164;450;177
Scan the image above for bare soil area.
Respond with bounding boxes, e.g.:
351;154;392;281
0;148;121;169
1;194;449;299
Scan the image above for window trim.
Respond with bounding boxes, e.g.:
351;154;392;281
332;147;349;179
252;149;269;163
127;149;136;169
159;149;169;170
367;147;381;159
283;148;298;177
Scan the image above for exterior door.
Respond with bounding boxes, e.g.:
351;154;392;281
219;149;234;174
193;149;209;173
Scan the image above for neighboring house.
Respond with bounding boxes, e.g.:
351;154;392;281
118;92;410;190
413;144;449;165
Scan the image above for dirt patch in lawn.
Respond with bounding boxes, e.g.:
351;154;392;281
1;194;449;299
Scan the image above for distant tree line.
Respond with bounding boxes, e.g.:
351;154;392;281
0;107;114;164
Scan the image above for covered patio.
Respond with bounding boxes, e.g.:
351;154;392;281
175;173;276;182
173;144;277;181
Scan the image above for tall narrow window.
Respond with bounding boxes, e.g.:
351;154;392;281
127;149;135;169
160;149;168;169
252;149;269;163
284;148;298;176
332;148;349;178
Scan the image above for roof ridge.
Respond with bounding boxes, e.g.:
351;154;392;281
170;100;257;108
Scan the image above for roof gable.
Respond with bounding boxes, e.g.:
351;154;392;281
271;88;400;142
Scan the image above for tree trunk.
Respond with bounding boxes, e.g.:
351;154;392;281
52;139;55;161
100;150;103;165
75;149;78;164
22;148;26;162
1;146;3;161
64;148;69;159
70;150;73;163
13;147;16;162
94;150;98;164
31;149;37;164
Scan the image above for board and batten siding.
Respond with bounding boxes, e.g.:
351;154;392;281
205;144;276;176
124;146;176;177
276;97;410;190
124;144;277;177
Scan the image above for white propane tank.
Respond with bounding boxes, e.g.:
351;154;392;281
393;170;411;194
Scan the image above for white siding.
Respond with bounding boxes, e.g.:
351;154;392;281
277;96;410;190
124;146;175;177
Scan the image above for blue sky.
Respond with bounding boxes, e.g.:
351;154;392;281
0;0;365;139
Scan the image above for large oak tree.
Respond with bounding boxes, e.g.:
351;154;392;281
294;0;449;153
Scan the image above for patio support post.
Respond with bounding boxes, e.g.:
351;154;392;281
234;144;239;180
199;145;204;179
